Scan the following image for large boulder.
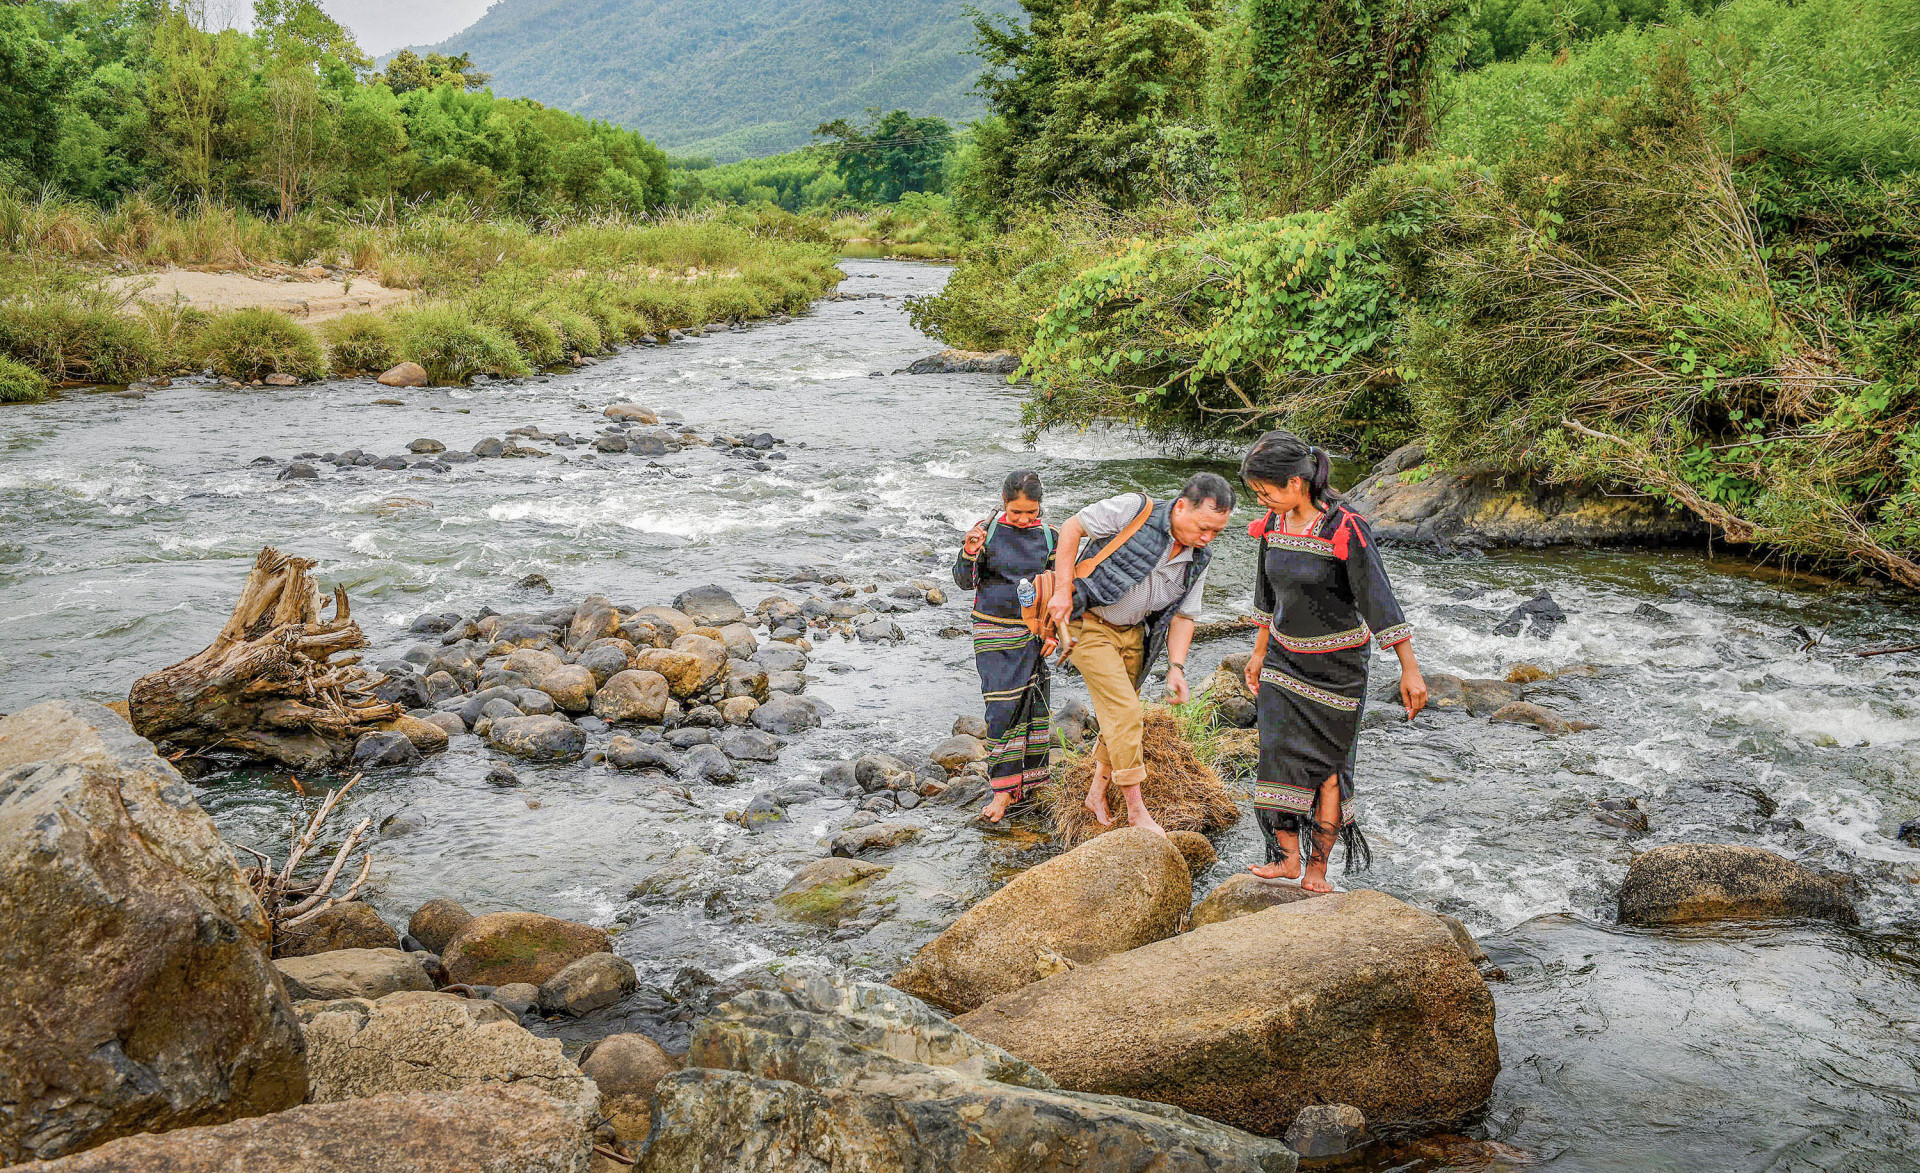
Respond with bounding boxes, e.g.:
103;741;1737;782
538;664;598;714
634;642;725;699
536;952;638;1016
274;948;434;1001
774;857;890;925
566;595;621;651
5;1084;591;1173
441;912;612;987
274;900;400;957
643;973;1296;1173
301;992;598;1124
956;889;1499;1137
1347;441;1703;548
892;827;1191;1013
905;348;1021;375
0;701;307;1163
580;1034;680;1149
1616;843;1857;925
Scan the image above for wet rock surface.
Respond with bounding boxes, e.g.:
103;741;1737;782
643;973;1297;1173
0;701;307;1163
1616;843;1858;926
957;890;1500;1138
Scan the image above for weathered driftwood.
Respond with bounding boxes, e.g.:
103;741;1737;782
129;547;401;768
234;773;374;945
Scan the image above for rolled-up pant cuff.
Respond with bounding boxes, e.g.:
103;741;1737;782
1111;764;1148;788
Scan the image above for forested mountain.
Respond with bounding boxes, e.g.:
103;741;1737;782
411;0;1020;160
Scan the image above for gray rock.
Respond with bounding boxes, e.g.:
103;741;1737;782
536;952;638;1016
905;348;1021;374
577;645;631;687
752;693;819;734
853;613;904;643
666;727;713;749
682;744;737;784
740;793;785;830
489;982;539;1017
717;728;781;762
952;714;989;739
470;437;505;457
512;688;558;716
674;584;747;626
277;462;319;480
1494;591;1567;638
830;821;921;857
765;669;806;695
754;644;807;673
352;730;421;769
406;898;473;956
854;753;913;792
485;761;522;787
406;438;445;454
607;736;679;774
487;715;587;762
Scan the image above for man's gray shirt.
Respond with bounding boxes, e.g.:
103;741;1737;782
1073;492;1208;626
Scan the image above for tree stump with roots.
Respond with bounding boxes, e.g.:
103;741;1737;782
130;547;403;769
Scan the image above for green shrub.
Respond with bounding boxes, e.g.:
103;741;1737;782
394;304;530;384
196;308;327;383
471;301;565;368
542;304;605;355
694;282;766;324
0;301;162;384
0;355;51;403
619;283;695;334
323;312;402;376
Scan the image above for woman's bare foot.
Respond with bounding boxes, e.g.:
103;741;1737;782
981;791;1014;823
1084;768;1113;826
1301;861;1336;893
1120;787;1165;836
1247;858;1302;881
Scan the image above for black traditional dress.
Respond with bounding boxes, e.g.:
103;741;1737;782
1249;503;1411;870
953;516;1058;802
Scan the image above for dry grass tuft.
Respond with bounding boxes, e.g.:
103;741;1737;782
1044;707;1241;846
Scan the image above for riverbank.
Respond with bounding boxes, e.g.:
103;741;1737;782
0;191;843;400
3;260;1919;1169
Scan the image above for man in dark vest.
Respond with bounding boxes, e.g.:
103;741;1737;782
1045;473;1236;834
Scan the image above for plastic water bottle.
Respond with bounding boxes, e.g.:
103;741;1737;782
1017;578;1037;609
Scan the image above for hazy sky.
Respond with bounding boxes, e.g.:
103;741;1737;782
213;0;497;56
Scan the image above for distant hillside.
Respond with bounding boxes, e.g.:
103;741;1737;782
410;0;1021;161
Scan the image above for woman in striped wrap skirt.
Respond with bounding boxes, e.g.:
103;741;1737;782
953;470;1058;823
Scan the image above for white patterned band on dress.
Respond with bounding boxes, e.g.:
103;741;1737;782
1259;666;1361;711
1373;622;1414;648
1253;780;1316;812
1263;532;1338;558
1271;622;1371;654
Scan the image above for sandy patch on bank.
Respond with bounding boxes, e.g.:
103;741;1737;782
110;267;413;322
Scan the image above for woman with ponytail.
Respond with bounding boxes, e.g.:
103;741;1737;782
954;469;1059;823
1238;431;1427;891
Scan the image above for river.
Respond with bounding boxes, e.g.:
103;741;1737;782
3;259;1918;1171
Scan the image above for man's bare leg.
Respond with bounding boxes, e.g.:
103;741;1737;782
1301;774;1342;892
1248;828;1303;880
1084;757;1113;826
1120;784;1165;836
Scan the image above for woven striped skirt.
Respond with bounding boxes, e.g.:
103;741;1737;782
971;613;1052;801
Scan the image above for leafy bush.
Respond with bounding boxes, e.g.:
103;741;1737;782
195;309;326;383
393;305;530;384
0;354;51;403
323;313;402;376
543;306;605;355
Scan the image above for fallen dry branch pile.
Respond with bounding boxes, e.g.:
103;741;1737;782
129;547;402;769
1045;709;1241;845
231;773;373;948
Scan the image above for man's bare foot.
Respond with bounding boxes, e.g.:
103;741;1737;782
1129;810;1166;836
1247;858;1302;881
1084;771;1113;826
1301;862;1336;893
981;792;1014;823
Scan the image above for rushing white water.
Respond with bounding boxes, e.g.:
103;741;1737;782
3;261;1919;1171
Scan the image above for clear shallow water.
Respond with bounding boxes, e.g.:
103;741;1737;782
3;260;1919;1170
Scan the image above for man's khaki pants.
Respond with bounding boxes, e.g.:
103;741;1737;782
1067;612;1147;787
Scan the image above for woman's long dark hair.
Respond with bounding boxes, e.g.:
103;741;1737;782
1001;468;1043;503
1239;430;1335;507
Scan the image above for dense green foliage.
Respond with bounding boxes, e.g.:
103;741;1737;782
417;0;1022;161
814;109;955;203
0;0;668;217
919;0;1920;579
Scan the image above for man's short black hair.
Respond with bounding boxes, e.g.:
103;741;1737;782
1178;471;1235;514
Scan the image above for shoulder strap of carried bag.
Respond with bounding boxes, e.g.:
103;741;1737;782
1074;494;1155;578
